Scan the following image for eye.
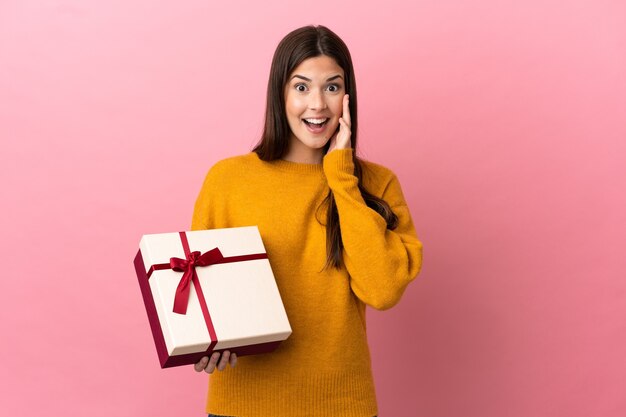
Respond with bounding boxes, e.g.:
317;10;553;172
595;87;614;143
295;83;307;92
326;84;341;92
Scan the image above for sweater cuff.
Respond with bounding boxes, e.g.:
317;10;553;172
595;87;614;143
323;148;355;175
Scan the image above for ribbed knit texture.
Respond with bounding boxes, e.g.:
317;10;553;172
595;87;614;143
191;149;423;417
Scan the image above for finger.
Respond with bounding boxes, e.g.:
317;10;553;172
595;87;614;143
204;351;221;374
194;356;209;372
230;352;237;368
338;118;352;140
217;350;231;371
339;117;351;130
342;94;351;125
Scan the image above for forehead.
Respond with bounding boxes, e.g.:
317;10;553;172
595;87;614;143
289;55;344;80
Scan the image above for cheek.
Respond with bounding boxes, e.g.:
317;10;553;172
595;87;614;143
330;98;344;117
285;95;306;118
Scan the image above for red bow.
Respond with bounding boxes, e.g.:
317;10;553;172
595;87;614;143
169;248;224;314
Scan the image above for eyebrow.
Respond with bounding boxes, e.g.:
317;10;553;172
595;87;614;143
290;74;344;82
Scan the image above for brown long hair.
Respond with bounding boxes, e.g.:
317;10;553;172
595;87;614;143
253;25;398;269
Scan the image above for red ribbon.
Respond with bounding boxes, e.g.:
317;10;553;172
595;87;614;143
169;248;225;314
146;232;269;344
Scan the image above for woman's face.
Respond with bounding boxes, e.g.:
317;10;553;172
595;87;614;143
283;55;346;162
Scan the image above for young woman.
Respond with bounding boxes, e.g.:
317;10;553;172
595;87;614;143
191;24;423;417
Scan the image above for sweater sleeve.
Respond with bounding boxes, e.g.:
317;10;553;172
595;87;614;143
191;168;215;231
322;149;423;311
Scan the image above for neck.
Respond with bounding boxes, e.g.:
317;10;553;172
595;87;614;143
282;138;325;164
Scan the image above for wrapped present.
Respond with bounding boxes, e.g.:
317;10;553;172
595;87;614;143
133;226;292;368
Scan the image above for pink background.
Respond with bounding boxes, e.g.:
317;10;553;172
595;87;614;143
1;1;625;416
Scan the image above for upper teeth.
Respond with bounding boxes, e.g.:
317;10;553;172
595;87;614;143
305;118;327;124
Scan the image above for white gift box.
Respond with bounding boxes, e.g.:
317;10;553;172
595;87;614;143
134;226;292;368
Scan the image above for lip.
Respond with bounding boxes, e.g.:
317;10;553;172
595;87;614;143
302;118;329;134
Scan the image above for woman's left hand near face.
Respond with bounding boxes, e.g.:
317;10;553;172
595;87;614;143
327;94;352;153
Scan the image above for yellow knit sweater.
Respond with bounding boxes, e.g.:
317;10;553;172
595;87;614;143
191;148;423;417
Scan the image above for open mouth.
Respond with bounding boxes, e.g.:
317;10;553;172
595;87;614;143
303;118;329;127
303;118;329;133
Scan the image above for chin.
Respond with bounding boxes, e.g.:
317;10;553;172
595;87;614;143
308;138;331;150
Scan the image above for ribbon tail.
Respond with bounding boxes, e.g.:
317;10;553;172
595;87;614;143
173;269;193;314
196;247;225;266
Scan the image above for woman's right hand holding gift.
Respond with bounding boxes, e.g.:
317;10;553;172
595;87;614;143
194;350;237;374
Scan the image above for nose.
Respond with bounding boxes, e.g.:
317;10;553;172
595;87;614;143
308;88;327;110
